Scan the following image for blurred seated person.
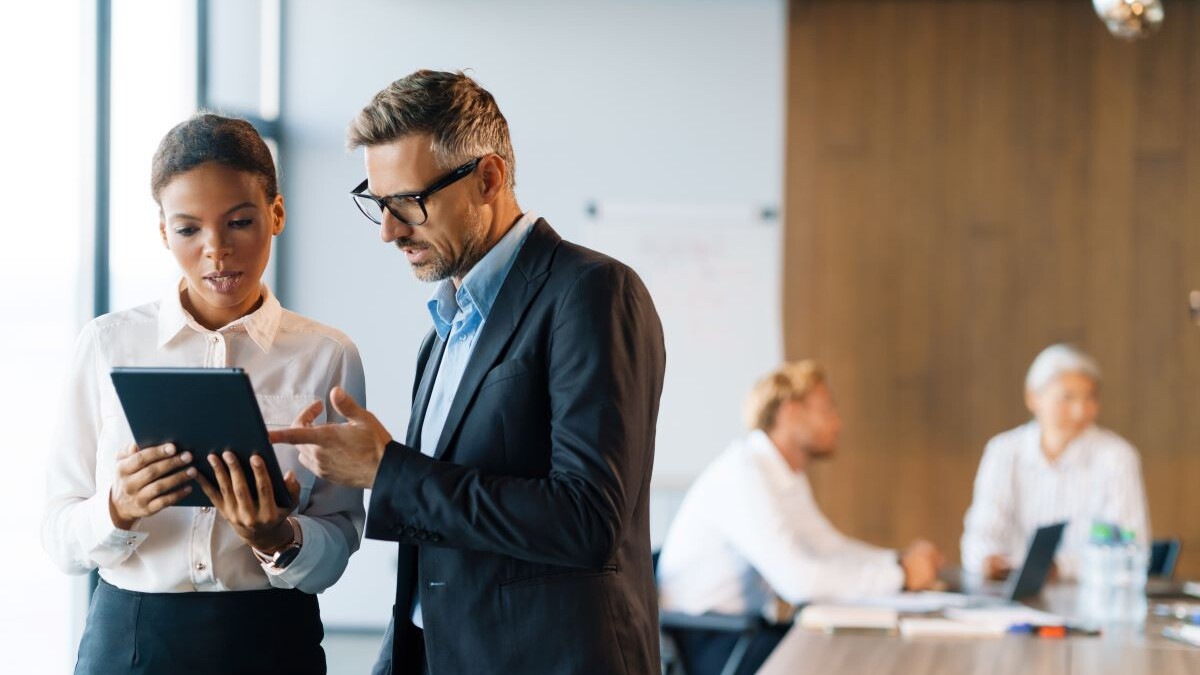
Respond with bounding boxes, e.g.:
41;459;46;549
961;344;1150;582
657;361;944;673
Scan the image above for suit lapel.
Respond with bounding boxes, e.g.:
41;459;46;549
406;330;445;448
432;219;561;459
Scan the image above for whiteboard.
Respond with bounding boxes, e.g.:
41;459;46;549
581;206;783;488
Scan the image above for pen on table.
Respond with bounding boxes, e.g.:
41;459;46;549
1007;623;1100;638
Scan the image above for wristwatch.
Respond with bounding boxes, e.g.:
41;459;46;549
253;517;303;571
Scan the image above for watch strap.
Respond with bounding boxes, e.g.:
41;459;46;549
253;517;302;570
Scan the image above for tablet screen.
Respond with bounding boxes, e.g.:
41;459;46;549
109;367;292;509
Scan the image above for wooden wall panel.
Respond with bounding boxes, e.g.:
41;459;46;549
785;0;1200;577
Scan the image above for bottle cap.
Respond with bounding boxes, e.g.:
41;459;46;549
1090;522;1116;544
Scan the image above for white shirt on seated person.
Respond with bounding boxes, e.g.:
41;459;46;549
657;361;940;617
960;344;1149;582
960;421;1149;581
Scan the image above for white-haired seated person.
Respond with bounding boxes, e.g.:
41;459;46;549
961;344;1150;582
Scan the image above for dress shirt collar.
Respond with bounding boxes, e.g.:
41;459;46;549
427;212;537;341
1021;420;1098;469
745;429;806;489
157;278;283;353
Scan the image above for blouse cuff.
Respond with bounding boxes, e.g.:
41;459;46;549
84;487;148;568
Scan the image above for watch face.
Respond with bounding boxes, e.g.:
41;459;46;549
274;544;301;569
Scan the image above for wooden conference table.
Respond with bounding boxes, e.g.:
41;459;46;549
758;584;1200;675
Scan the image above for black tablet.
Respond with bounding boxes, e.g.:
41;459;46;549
109;367;292;509
1005;521;1067;601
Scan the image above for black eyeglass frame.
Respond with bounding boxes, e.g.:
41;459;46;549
349;157;482;226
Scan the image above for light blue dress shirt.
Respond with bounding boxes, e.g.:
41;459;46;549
410;212;536;627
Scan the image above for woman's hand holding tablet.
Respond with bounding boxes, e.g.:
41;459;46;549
108;442;198;530
194;451;302;554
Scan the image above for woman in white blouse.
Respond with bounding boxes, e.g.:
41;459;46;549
42;114;365;675
960;344;1149;581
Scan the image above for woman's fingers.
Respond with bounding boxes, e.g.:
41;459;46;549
116;442;138;460
192;471;222;508
120;443;178;479
130;450;192;489
208;452;235;500
250;455;275;513
115;442;153;476
144;483;193;513
222;451;254;513
138;468;198;516
144;465;197;499
114;446;301;524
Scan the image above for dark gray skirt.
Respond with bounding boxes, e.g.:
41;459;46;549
74;579;325;675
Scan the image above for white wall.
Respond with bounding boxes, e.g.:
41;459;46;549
279;0;784;627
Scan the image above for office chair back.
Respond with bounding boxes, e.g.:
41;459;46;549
653;548;775;675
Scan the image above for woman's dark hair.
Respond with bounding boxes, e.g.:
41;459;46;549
151;113;278;204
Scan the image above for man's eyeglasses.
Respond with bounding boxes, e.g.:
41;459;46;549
349;157;481;227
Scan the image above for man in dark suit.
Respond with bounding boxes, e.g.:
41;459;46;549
270;70;666;675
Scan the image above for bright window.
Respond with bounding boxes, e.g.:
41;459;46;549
0;2;87;673
108;0;197;310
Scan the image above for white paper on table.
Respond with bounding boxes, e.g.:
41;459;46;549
944;606;1065;629
835;592;973;614
799;605;899;631
1179;624;1200;644
899;617;1008;639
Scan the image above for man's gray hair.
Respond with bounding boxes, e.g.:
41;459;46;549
347;70;516;192
1025;343;1101;393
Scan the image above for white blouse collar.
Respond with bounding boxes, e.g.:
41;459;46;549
157;278;282;353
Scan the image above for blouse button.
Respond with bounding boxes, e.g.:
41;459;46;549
195;562;207;572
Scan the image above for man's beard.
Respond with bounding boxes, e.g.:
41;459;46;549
399;206;489;283
802;437;837;461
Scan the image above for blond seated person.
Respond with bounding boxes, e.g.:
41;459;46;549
658;361;943;615
961;344;1150;581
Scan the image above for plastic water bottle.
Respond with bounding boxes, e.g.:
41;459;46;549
1113;528;1148;626
1079;523;1147;625
1079;522;1116;623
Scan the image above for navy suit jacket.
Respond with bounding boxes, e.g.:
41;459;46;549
365;219;666;674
